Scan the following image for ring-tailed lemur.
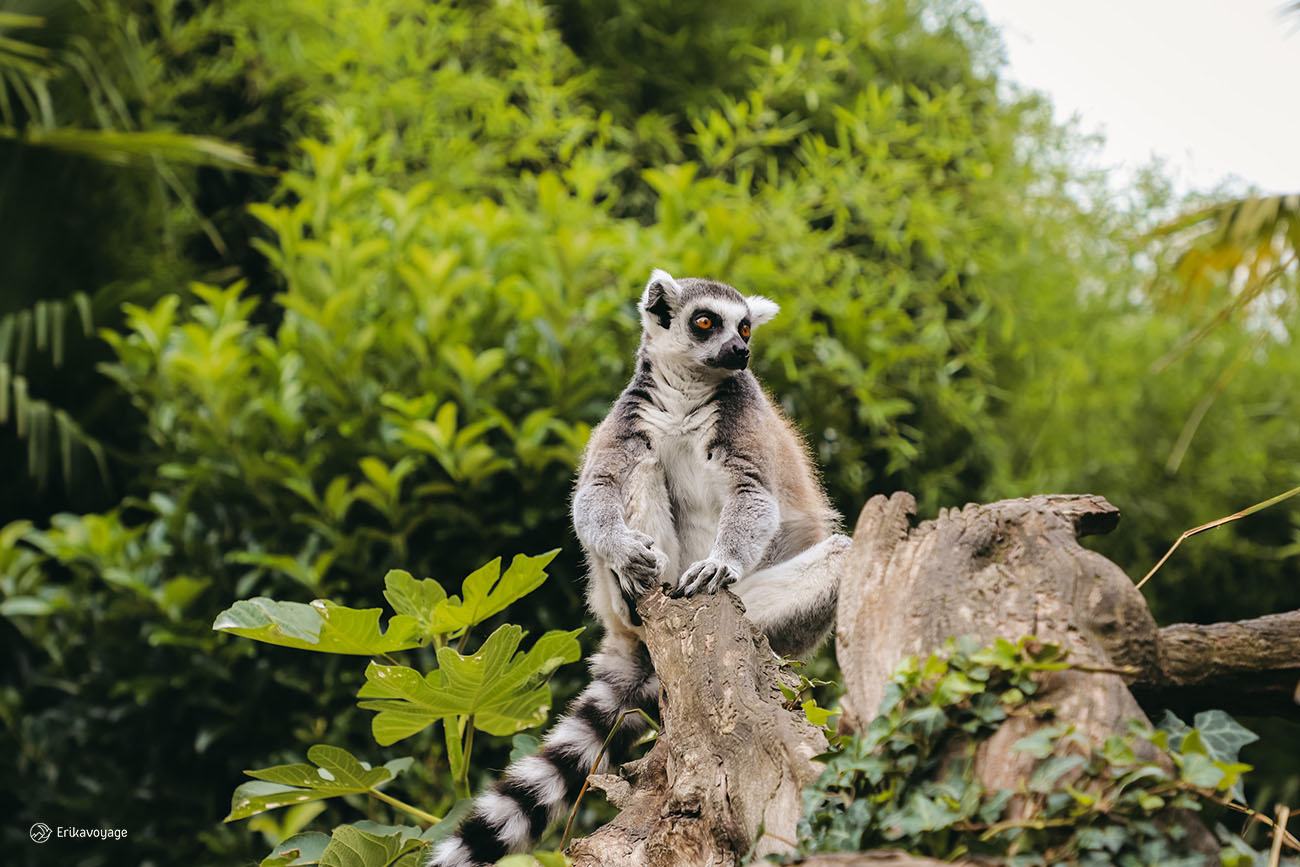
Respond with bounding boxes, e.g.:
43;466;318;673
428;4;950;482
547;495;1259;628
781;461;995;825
429;270;851;867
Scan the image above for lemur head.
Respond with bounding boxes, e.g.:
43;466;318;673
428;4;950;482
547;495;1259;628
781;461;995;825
638;269;779;374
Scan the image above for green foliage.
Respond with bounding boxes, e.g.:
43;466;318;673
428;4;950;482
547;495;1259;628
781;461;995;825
3;0;1299;863
792;637;1289;866
218;552;579;864
227;747;415;822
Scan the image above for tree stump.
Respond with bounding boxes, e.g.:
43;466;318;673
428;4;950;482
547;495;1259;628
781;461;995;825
567;590;828;867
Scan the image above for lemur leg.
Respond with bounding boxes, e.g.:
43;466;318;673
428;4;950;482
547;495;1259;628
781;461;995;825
428;631;659;867
734;533;851;659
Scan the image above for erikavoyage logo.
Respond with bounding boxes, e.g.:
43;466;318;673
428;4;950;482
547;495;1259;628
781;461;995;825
28;822;128;842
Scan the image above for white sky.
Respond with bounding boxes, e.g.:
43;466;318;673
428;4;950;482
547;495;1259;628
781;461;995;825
976;0;1300;195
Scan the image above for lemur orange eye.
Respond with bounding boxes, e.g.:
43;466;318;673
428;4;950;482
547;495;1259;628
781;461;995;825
694;315;712;329
740;323;751;339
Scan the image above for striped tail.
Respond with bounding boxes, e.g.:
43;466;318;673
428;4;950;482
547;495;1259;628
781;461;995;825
428;639;659;867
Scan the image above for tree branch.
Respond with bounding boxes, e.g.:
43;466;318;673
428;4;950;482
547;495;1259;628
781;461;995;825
1128;610;1300;719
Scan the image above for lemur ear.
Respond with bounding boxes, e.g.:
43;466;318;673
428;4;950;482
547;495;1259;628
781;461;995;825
746;295;780;327
641;268;682;329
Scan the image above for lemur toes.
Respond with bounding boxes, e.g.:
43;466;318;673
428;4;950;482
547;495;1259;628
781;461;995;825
674;558;738;597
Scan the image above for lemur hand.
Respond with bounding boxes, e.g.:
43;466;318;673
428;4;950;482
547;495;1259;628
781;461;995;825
611;530;667;598
673;558;739;597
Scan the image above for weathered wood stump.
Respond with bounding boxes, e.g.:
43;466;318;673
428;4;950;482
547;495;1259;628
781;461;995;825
568;590;827;867
837;493;1164;793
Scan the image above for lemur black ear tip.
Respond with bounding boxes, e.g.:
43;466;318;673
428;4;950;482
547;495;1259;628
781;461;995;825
646;268;681;296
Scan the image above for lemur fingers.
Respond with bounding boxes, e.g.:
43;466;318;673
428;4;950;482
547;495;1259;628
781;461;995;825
611;530;667;596
673;558;739;598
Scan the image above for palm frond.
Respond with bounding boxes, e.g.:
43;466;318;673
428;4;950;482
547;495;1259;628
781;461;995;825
0;124;265;171
0;293;94;372
0;12;55;126
0;364;111;492
1146;193;1300;369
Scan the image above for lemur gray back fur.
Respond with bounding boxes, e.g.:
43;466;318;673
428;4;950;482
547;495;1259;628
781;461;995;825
428;270;850;867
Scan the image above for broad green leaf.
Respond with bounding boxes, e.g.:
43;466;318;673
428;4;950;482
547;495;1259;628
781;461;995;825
319;825;424;867
1177;751;1225;789
1027;755;1086;793
358;624;582;744
214;598;422;655
382;570;450;640
1010;725;1067;760
510;733;541;763
226;745;413;821
433;550;559;633
262;832;331;867
1156;709;1191;750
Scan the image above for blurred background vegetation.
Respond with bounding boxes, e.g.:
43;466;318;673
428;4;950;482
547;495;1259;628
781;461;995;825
1;0;1296;863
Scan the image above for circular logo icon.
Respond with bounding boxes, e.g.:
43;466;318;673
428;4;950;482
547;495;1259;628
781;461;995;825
30;822;52;844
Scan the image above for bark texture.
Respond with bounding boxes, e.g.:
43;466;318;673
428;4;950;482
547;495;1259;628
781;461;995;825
567;589;828;867
1134;611;1300;718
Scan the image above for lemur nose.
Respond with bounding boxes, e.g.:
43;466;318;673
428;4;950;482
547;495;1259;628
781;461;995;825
718;338;750;369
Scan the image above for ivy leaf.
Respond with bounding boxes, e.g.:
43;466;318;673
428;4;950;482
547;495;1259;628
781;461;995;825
358;624;582;744
214;598;422;655
1177;752;1226;789
886;791;962;836
802;699;839;729
1027;755;1086;793
1191;710;1258;765
1157;709;1191;750
1077;825;1128;853
433;550;559;633
1011;724;1067;759
1213;761;1253;800
226;745;413;821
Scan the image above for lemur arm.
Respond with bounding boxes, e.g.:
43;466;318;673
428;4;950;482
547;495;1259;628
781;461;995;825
710;451;779;571
676;450;779;597
572;435;637;557
573;425;667;595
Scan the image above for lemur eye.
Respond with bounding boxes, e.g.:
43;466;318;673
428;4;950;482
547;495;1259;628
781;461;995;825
740;323;751;339
694;315;713;330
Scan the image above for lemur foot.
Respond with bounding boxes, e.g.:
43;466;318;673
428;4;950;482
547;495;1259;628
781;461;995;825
673;558;739;597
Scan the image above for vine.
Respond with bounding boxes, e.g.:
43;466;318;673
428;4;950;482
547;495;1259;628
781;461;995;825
791;636;1297;866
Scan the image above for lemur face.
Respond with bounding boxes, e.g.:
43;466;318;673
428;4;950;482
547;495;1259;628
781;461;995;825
639;270;779;374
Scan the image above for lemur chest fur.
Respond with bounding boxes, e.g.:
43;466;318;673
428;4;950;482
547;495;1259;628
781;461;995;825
632;392;728;539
